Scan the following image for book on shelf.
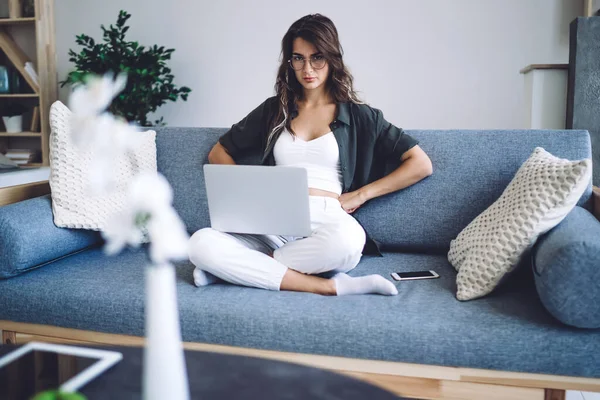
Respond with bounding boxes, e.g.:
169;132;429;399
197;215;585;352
29;105;39;131
0;65;9;94
5;148;33;156
0;152;18;169
0;29;40;93
7;150;33;156
24;62;38;87
7;153;32;158
4;148;39;164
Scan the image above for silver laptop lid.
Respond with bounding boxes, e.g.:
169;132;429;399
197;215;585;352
203;164;311;237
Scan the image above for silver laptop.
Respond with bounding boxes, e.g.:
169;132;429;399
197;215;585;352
203;164;312;237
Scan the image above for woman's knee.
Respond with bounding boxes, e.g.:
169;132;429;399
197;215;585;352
188;228;224;267
316;222;365;272
331;221;366;257
282;222;365;275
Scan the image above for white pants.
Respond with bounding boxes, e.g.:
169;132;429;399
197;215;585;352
188;196;367;291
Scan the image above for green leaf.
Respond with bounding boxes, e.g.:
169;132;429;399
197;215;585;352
59;393;88;400
31;390;57;400
31;390;87;400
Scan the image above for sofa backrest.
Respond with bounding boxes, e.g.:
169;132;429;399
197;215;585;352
155;127;593;254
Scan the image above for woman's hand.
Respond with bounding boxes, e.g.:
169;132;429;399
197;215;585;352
339;190;368;214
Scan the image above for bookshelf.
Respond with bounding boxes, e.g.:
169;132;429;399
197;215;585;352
0;17;35;25
0;93;38;97
0;0;56;166
0;131;40;136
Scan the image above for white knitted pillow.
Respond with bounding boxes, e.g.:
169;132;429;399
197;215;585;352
448;147;592;301
49;100;157;230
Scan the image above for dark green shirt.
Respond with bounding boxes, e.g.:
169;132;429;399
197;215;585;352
219;96;419;193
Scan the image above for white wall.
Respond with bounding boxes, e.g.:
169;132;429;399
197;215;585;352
55;0;582;130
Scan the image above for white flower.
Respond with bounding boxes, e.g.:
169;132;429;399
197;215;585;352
147;207;190;264
129;171;174;214
70;72;190;267
102;207;146;256
68;73;128;150
102;172;190;263
68;72;145;194
71;112;145;196
69;73;127;117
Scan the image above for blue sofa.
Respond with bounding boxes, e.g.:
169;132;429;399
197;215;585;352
1;127;599;399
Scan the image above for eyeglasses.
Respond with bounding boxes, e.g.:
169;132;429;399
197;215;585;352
288;54;327;71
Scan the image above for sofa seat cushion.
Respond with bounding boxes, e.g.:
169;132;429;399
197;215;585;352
533;206;600;328
0;249;598;378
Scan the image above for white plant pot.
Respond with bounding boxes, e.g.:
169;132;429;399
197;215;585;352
143;263;190;400
2;115;23;133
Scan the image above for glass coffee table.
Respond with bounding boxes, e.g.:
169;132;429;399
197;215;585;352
0;345;411;399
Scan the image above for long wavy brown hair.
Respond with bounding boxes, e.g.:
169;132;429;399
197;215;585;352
266;14;363;151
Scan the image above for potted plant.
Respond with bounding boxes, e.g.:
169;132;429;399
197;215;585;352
1;103;27;133
61;10;191;127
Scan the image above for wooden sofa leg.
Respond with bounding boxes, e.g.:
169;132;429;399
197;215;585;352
545;389;566;400
2;330;17;344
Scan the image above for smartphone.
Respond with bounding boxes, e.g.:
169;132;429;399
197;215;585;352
391;270;439;281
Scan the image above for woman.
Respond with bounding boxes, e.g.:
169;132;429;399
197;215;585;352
189;14;432;296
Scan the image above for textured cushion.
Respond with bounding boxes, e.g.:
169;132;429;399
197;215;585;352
49;101;157;230
448;147;592;301
533;206;600;328
0;249;598;378
154;128;593;246
0;195;102;278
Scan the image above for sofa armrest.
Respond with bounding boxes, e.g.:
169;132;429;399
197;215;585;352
0;195;103;278
593;186;600;221
533;206;600;328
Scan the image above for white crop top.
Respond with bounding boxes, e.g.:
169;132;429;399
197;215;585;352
273;129;343;195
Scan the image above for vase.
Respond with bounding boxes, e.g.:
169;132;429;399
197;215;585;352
143;263;189;400
3;115;22;133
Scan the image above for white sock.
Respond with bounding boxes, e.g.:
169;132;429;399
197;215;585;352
333;273;398;296
193;268;219;287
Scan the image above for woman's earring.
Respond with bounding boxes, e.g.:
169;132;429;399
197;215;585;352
285;70;289;84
